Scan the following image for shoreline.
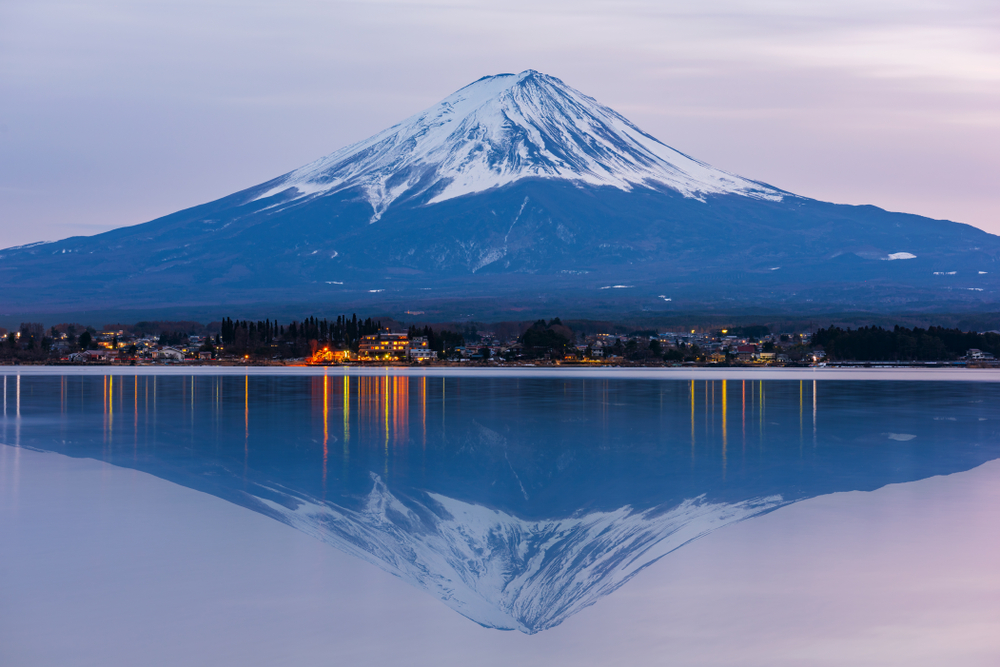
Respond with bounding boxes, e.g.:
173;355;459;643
2;365;1000;381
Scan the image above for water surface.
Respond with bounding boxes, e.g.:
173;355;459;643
2;372;998;636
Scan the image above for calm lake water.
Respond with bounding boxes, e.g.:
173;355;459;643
2;370;1000;665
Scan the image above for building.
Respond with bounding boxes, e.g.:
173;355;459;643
310;347;355;363
154;347;185;361
735;344;757;361
68;350;112;362
406;337;434;361
358;332;410;359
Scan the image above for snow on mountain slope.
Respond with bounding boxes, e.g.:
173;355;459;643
257;474;785;633
255;70;784;222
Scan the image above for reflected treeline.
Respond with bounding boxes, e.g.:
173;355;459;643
2;374;999;631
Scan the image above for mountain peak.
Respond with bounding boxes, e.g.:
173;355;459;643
253;71;783;222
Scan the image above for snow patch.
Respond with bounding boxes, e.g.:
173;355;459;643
886;433;916;441
884;252;916;261
599;285;634;290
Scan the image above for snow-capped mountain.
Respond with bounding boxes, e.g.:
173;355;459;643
2;69;999;317
255;70;782;222
256;474;784;633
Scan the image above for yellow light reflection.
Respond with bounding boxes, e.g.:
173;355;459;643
383;375;390;475
322;373;329;491
741;379;746;452
813;379;818;445
689;379;695;459
721;379;727;476
343;375;350;462
759;380;764;445
244;374;249;473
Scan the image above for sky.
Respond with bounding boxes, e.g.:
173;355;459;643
1;0;998;248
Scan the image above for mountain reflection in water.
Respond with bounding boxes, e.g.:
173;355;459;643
2;373;998;633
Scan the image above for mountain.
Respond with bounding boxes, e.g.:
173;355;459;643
2;69;998;319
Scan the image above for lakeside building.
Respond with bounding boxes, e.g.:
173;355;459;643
310;347;355;363
153;347;185;361
407;337;434;361
359;332;411;360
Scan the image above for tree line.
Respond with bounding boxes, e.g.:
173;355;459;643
219;315;385;357
812;325;1000;361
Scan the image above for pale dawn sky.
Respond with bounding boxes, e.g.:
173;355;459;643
1;0;998;248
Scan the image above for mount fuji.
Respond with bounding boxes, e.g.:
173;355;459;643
2;69;999;319
254;70;783;222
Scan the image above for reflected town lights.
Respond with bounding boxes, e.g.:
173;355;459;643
322;373;329;490
721;379;727;474
343;375;350;456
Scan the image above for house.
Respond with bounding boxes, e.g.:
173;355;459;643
310;348;355;363
735;344;757;361
966;348;995;360
407;337;432;360
68;350;111;362
154;347;185;361
408;347;435;361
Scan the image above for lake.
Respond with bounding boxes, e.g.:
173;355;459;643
2;369;999;666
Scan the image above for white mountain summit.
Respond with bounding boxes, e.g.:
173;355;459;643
255;70;783;221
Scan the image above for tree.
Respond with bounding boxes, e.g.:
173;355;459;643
520;320;572;358
79;331;93;350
